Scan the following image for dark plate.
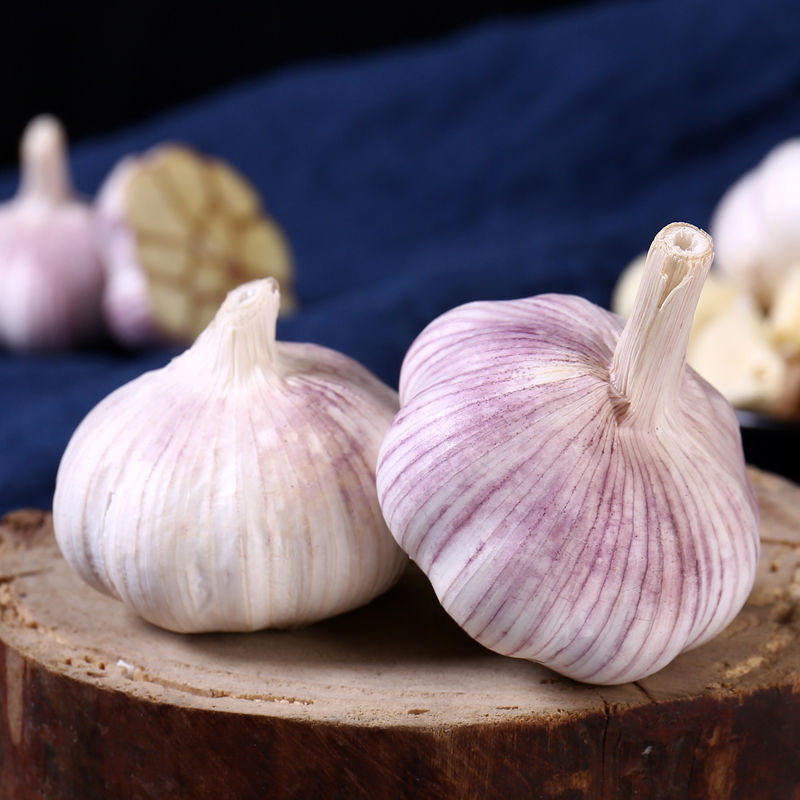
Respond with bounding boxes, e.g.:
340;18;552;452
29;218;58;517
736;410;800;484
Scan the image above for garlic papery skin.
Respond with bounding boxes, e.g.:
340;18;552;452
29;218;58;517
377;223;759;686
95;144;295;347
710;139;800;308
0;115;104;350
53;278;405;633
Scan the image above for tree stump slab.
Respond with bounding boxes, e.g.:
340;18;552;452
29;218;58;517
1;468;799;799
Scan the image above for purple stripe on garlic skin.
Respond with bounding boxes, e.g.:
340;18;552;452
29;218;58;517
377;222;759;686
54;278;406;633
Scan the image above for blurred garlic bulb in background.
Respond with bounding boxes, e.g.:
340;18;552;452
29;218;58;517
0;115;104;350
53;278;405;633
96;144;295;347
710;139;800;309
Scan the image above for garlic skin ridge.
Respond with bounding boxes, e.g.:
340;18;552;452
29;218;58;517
0;115;104;350
53;278;406;633
377;223;759;686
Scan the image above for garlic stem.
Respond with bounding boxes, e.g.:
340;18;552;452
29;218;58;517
19;116;72;203
197;278;280;382
610;222;713;428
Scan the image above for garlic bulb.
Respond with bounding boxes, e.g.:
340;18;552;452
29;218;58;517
377;222;759;686
96;144;295;347
53;278;405;633
710;138;800;307
0;115;103;350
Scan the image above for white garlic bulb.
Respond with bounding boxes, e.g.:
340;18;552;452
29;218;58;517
711;138;800;307
377;223;759;686
53;278;406;633
95;144;295;347
0;115;104;350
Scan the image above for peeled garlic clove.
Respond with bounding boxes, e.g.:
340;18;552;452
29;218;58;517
0;116;104;350
53;278;405;633
377;223;759;686
711;139;800;307
95;144;296;347
689;295;785;412
690;270;744;334
766;264;800;359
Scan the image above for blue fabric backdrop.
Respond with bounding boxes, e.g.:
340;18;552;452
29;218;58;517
1;0;799;513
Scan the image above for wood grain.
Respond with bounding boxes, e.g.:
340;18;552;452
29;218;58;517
0;469;799;799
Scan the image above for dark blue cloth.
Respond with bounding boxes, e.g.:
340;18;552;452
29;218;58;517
2;0;799;513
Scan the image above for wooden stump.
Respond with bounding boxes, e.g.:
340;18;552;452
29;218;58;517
1;468;799;799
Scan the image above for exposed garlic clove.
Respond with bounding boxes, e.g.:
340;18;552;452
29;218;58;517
688;295;786;412
766;264;800;359
53;278;405;633
691;271;744;333
377;223;759;686
95;144;296;347
711;139;800;308
0;115;104;350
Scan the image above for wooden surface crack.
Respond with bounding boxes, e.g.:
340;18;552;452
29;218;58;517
632;681;656;703
599;694;612;798
760;536;800;548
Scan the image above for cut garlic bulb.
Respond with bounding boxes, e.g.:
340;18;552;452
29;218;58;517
53;278;405;633
0;115;104;350
377;222;759;686
96;144;295;346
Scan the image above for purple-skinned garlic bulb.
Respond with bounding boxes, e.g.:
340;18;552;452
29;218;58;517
376;222;759;685
53;278;405;633
0;116;103;350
